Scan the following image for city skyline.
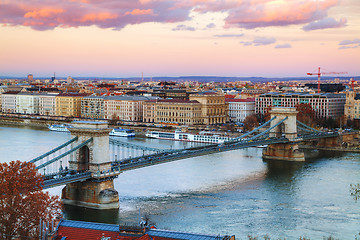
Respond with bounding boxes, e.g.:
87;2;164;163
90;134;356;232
0;0;359;78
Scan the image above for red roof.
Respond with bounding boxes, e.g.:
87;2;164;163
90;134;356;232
56;226;131;240
225;98;255;102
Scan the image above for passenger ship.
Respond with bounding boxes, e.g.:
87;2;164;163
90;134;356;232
48;124;72;132
145;130;233;143
109;128;135;137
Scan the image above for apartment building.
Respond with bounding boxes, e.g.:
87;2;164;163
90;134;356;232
39;93;58;116
16;92;41;114
256;92;346;119
344;90;360;120
143;99;202;125
1;91;20;113
56;93;89;117
189;92;228;125
104;96;155;121
226;98;255;122
81;96;105;119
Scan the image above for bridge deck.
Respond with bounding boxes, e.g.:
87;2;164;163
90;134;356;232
42;132;339;189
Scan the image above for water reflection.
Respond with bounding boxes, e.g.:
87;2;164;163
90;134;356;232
64;204;119;224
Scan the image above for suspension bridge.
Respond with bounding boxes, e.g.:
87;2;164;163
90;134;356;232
29;107;342;209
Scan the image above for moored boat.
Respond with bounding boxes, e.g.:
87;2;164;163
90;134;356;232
48;124;72;132
110;128;135;137
145;130;233;143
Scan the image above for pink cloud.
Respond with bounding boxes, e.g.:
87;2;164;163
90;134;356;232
240;36;276;46
0;0;190;30
195;0;341;29
125;9;154;16
302;17;347;31
0;0;344;31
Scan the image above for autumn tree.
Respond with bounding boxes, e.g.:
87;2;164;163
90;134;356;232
295;103;316;126
0;161;62;240
243;114;259;131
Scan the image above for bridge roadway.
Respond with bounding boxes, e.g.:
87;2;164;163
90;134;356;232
42;132;339;189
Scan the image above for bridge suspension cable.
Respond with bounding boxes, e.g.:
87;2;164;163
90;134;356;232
36;138;93;170
30;137;78;163
232;116;276;142
296;120;321;133
297;126;317;133
247;116;288;140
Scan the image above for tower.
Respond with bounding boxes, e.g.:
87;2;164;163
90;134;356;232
263;107;305;161
61;121;119;209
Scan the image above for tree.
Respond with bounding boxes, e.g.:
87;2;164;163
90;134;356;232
264;106;272;122
0;161;62;240
295;103;316;127
243;114;259;131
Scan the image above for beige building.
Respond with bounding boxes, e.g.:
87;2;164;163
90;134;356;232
344;90;360;120
16;92;41;114
81;96;105;119
189;92;228;125
1;91;19;113
104;96;155;122
39;93;58;116
143;99;202;125
56;93;89;117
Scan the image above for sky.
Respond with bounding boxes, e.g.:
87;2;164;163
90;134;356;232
0;0;359;78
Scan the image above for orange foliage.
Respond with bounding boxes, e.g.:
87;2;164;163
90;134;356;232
0;161;62;239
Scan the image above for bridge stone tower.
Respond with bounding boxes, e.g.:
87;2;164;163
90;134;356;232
62;121;119;209
262;107;305;161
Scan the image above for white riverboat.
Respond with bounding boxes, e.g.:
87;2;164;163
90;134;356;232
48;124;72;132
145;130;233;143
109;128;135;137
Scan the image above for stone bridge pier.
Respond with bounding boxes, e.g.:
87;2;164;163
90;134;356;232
62;121;119;209
262;107;305;161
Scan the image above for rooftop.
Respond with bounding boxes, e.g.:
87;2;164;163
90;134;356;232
54;220;232;240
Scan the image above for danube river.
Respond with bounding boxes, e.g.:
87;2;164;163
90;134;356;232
1;124;359;239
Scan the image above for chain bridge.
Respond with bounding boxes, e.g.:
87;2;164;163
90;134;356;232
29;107;343;209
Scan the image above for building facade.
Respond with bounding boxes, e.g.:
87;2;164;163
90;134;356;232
1;91;19;113
143;99;202;125
16;92;41;114
226;98;255;122
104;96;154;122
39;93;58;116
344;90;360;120
81;96;105;119
256;92;346;119
189;92;228;125
56;93;89;117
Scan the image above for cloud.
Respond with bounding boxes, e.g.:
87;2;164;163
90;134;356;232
339;45;358;49
338;38;360;49
194;0;342;29
275;43;292;49
339;38;360;45
0;0;344;31
214;34;244;38
302;17;347;31
253;37;276;46
0;0;190;30
240;41;253;46
241;37;276;46
206;23;216;28
172;24;195;31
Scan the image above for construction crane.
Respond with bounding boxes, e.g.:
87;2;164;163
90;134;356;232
350;78;356;90
307;67;347;93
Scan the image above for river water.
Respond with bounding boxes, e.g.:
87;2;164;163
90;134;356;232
1;124;359;239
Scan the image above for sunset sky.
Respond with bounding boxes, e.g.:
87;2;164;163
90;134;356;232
0;0;359;78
